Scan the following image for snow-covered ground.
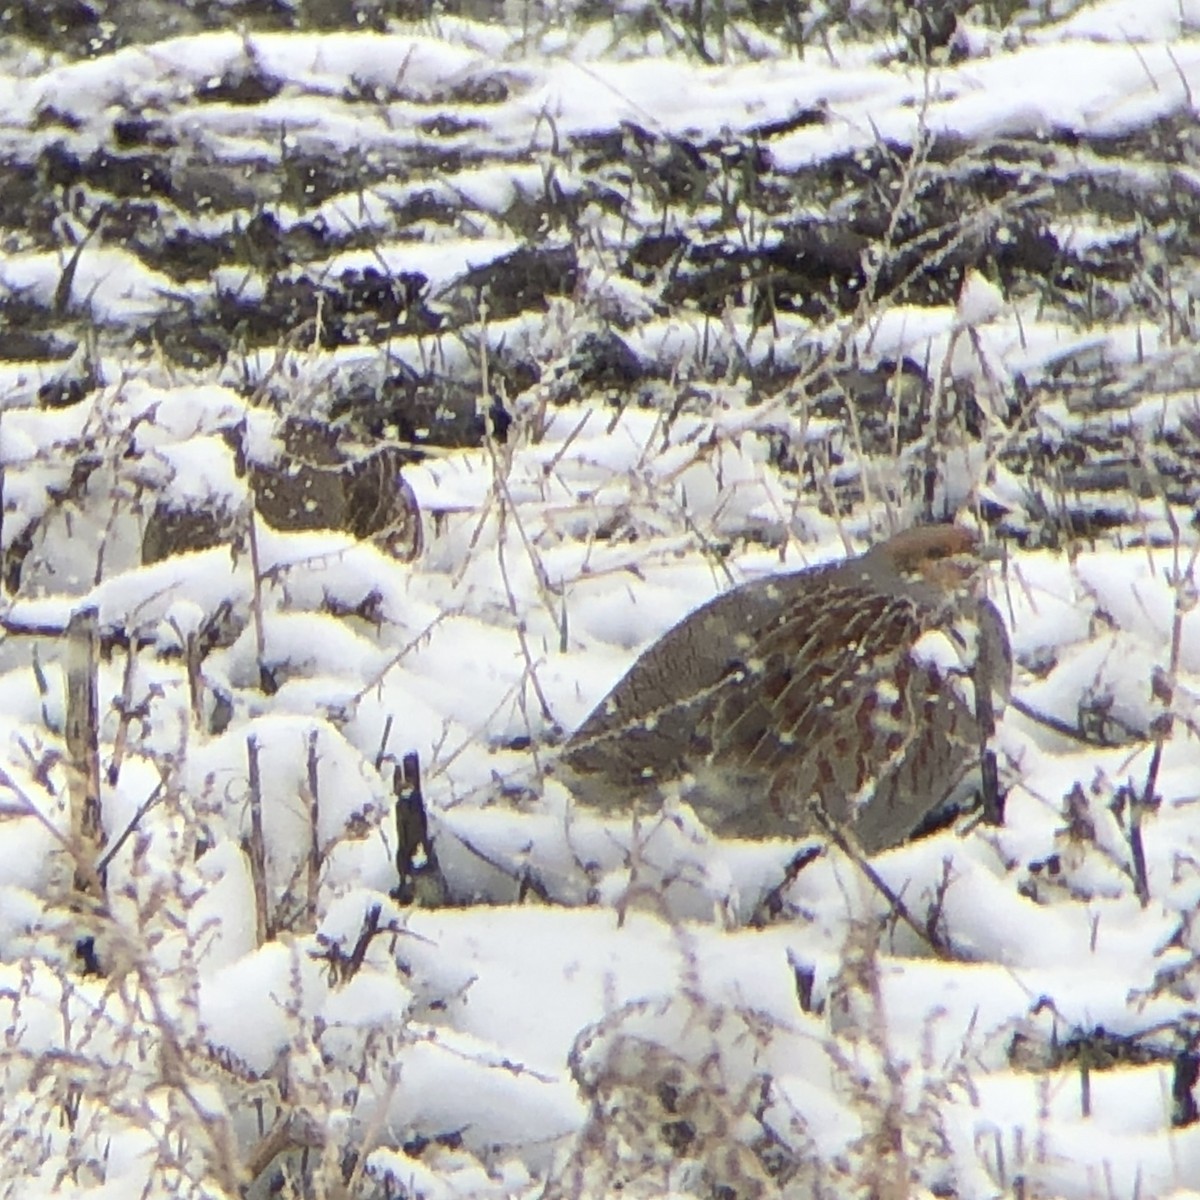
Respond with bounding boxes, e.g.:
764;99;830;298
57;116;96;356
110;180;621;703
1;1;1199;1197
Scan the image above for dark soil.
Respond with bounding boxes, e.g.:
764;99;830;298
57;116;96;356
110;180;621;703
0;0;1196;549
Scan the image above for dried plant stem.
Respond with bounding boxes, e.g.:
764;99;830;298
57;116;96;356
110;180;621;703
1128;487;1198;907
246;734;270;945
305;729;321;923
392;751;445;904
246;505;272;693
96;779;167;878
65;605;104;896
106;639;140;788
0;429;6;599
374;714;394;772
813;805;956;959
185;628;204;728
974;603;1004;828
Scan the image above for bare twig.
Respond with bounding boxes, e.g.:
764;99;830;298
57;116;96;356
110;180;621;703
811;803;961;960
246;735;270;945
106;639;141;788
65;606;104;897
374;714;394;772
96;779;168;877
246;505;274;694
306;728;321;924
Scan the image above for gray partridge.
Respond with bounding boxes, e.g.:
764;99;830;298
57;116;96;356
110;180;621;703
557;525;1010;854
142;424;422;565
251;425;423;560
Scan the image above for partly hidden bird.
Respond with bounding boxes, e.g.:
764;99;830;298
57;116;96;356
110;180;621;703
556;524;1011;855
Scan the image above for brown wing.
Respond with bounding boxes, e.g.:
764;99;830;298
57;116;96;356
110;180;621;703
694;583;979;846
343;446;424;561
559;536;1003;852
580;576;982;850
706;586;987;851
560;563;845;805
707;582;919;778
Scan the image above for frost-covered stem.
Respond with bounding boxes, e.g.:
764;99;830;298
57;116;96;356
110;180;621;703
92;463;125;588
246;734;270;945
1172;1045;1200;1128
1128;799;1151;908
475;298;556;726
496;525;555;724
185;628;203;728
1132;507;1197;906
1132;620;1187;907
95;778;166;878
374;713;393;772
107;640;139;789
393;751;446;905
835;375;876;515
343;1064;400;1196
812;803;955;958
242;1115;298;1190
478;295;489;413
53;204;102;315
974;585;1005;827
347;610;452;706
750;845;822;926
0;427;6;600
0;760;97;884
826;924;912;1199
305;728;321;924
65;604;104;896
246;504;270;692
921;324;961;521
